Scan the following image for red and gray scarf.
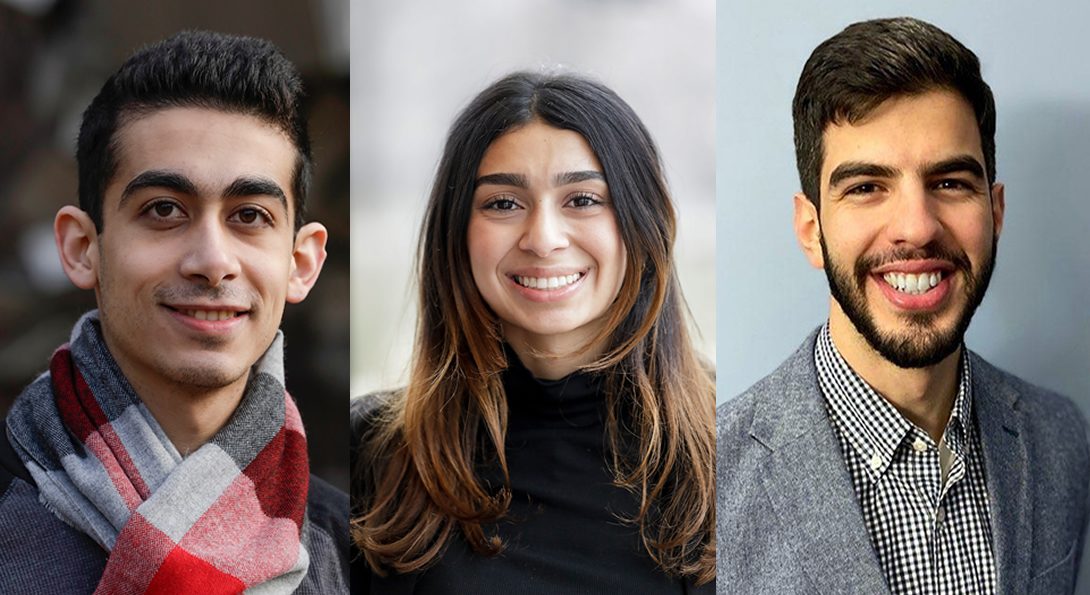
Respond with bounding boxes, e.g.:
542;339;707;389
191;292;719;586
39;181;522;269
6;311;310;593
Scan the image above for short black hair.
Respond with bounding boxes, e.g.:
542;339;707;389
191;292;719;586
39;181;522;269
77;30;311;231
793;17;996;207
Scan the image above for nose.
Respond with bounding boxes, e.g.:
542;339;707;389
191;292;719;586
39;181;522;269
178;218;241;286
518;204;569;257
887;183;944;247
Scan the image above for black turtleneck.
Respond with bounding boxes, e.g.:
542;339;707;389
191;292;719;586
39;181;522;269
350;354;710;594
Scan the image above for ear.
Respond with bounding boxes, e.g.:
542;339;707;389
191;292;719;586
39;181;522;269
54;206;99;290
286;222;328;304
990;182;1005;239
793;193;824;269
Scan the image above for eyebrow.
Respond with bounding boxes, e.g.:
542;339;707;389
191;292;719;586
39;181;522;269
827;162;899;190
119;170;198;208
554;170;605;186
475;173;527;189
922;155;986;180
223;175;288;208
117;170;287;210
474;170;605;189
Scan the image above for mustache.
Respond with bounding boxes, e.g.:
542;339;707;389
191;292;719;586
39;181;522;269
854;244;972;280
153;283;254;306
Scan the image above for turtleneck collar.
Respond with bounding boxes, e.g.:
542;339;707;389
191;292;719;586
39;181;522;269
502;346;605;429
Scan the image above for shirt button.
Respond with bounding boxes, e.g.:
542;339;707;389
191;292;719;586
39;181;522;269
870;453;883;471
912;438;928;452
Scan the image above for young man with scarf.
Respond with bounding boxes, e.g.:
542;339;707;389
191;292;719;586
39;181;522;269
0;31;347;593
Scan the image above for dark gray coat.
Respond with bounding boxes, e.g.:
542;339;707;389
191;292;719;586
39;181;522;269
716;329;1090;594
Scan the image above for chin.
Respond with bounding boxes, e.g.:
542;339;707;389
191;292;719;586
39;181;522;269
163;361;250;390
864;312;967;369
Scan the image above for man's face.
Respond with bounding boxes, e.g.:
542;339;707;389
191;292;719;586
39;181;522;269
803;90;1004;368
91;107;305;394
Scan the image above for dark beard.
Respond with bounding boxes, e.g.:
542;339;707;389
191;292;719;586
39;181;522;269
820;235;997;369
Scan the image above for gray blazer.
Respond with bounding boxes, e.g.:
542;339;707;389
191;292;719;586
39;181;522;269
716;329;1090;594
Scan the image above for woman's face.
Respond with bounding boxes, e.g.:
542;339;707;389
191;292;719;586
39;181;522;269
467;120;627;350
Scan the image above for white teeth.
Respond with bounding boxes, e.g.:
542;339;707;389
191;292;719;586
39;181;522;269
183;310;238;321
881;271;943;295
514;272;583;290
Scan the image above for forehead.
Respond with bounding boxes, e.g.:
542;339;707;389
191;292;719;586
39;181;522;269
109;107;297;208
821;90;983;180
477;121;602;177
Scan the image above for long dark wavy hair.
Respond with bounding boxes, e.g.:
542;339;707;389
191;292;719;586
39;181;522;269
352;71;715;584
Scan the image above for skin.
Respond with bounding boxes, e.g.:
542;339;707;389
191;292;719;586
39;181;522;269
793;90;1005;441
54;107;327;455
468;120;627;380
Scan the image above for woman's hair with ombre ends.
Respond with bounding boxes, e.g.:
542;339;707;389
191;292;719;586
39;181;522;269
352;71;715;585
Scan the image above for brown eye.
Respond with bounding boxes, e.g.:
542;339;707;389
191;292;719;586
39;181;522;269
568;193;602;208
485;198;519;211
153;202;177;217
846;183;879;196
230;206;272;226
237;208;258;224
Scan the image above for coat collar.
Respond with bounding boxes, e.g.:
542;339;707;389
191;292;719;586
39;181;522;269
748;329;890;594
970;352;1031;595
747;329;1032;594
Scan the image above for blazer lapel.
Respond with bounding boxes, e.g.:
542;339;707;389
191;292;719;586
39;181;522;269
751;332;890;594
972;352;1032;595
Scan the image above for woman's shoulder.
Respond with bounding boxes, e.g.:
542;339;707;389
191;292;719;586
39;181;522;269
350;390;402;512
350;390;401;443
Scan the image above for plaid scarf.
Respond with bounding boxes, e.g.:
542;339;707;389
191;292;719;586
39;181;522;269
6;311;310;594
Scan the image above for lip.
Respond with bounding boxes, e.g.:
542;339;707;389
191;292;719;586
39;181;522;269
506;268;589;303
162;304;250;333
870;259;956;275
871;272;952;311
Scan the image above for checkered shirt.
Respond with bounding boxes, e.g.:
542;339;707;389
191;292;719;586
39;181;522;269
814;324;997;594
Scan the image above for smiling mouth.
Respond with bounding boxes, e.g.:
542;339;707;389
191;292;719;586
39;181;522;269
165;306;249;321
513;272;585;290
880;271;944;295
180;309;244;321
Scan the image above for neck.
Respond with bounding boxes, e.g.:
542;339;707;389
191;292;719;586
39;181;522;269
102;336;250;455
828;303;961;442
503;325;605;380
133;379;249;456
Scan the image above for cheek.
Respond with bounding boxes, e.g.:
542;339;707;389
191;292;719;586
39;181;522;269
589;217;627;292
245;244;293;289
466;219;506;288
820;215;872;262
99;238;168;293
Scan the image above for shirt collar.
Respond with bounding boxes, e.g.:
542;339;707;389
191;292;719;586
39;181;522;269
814;323;974;479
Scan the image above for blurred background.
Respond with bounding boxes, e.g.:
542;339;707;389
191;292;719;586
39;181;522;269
351;0;716;396
0;0;349;490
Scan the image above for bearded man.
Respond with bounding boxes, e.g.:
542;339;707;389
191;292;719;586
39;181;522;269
716;17;1089;595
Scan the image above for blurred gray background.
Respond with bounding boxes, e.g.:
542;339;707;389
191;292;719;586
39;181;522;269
718;0;1090;588
351;0;716;396
0;0;350;490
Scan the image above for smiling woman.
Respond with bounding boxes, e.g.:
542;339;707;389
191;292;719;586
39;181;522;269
351;72;715;593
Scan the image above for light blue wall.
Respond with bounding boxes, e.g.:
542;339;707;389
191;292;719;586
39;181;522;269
718;1;1090;588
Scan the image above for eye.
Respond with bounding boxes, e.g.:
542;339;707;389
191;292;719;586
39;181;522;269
567;193;603;208
482;196;520;211
141;199;186;222
845;183;881;196
934;179;973;192
230;206;273;226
